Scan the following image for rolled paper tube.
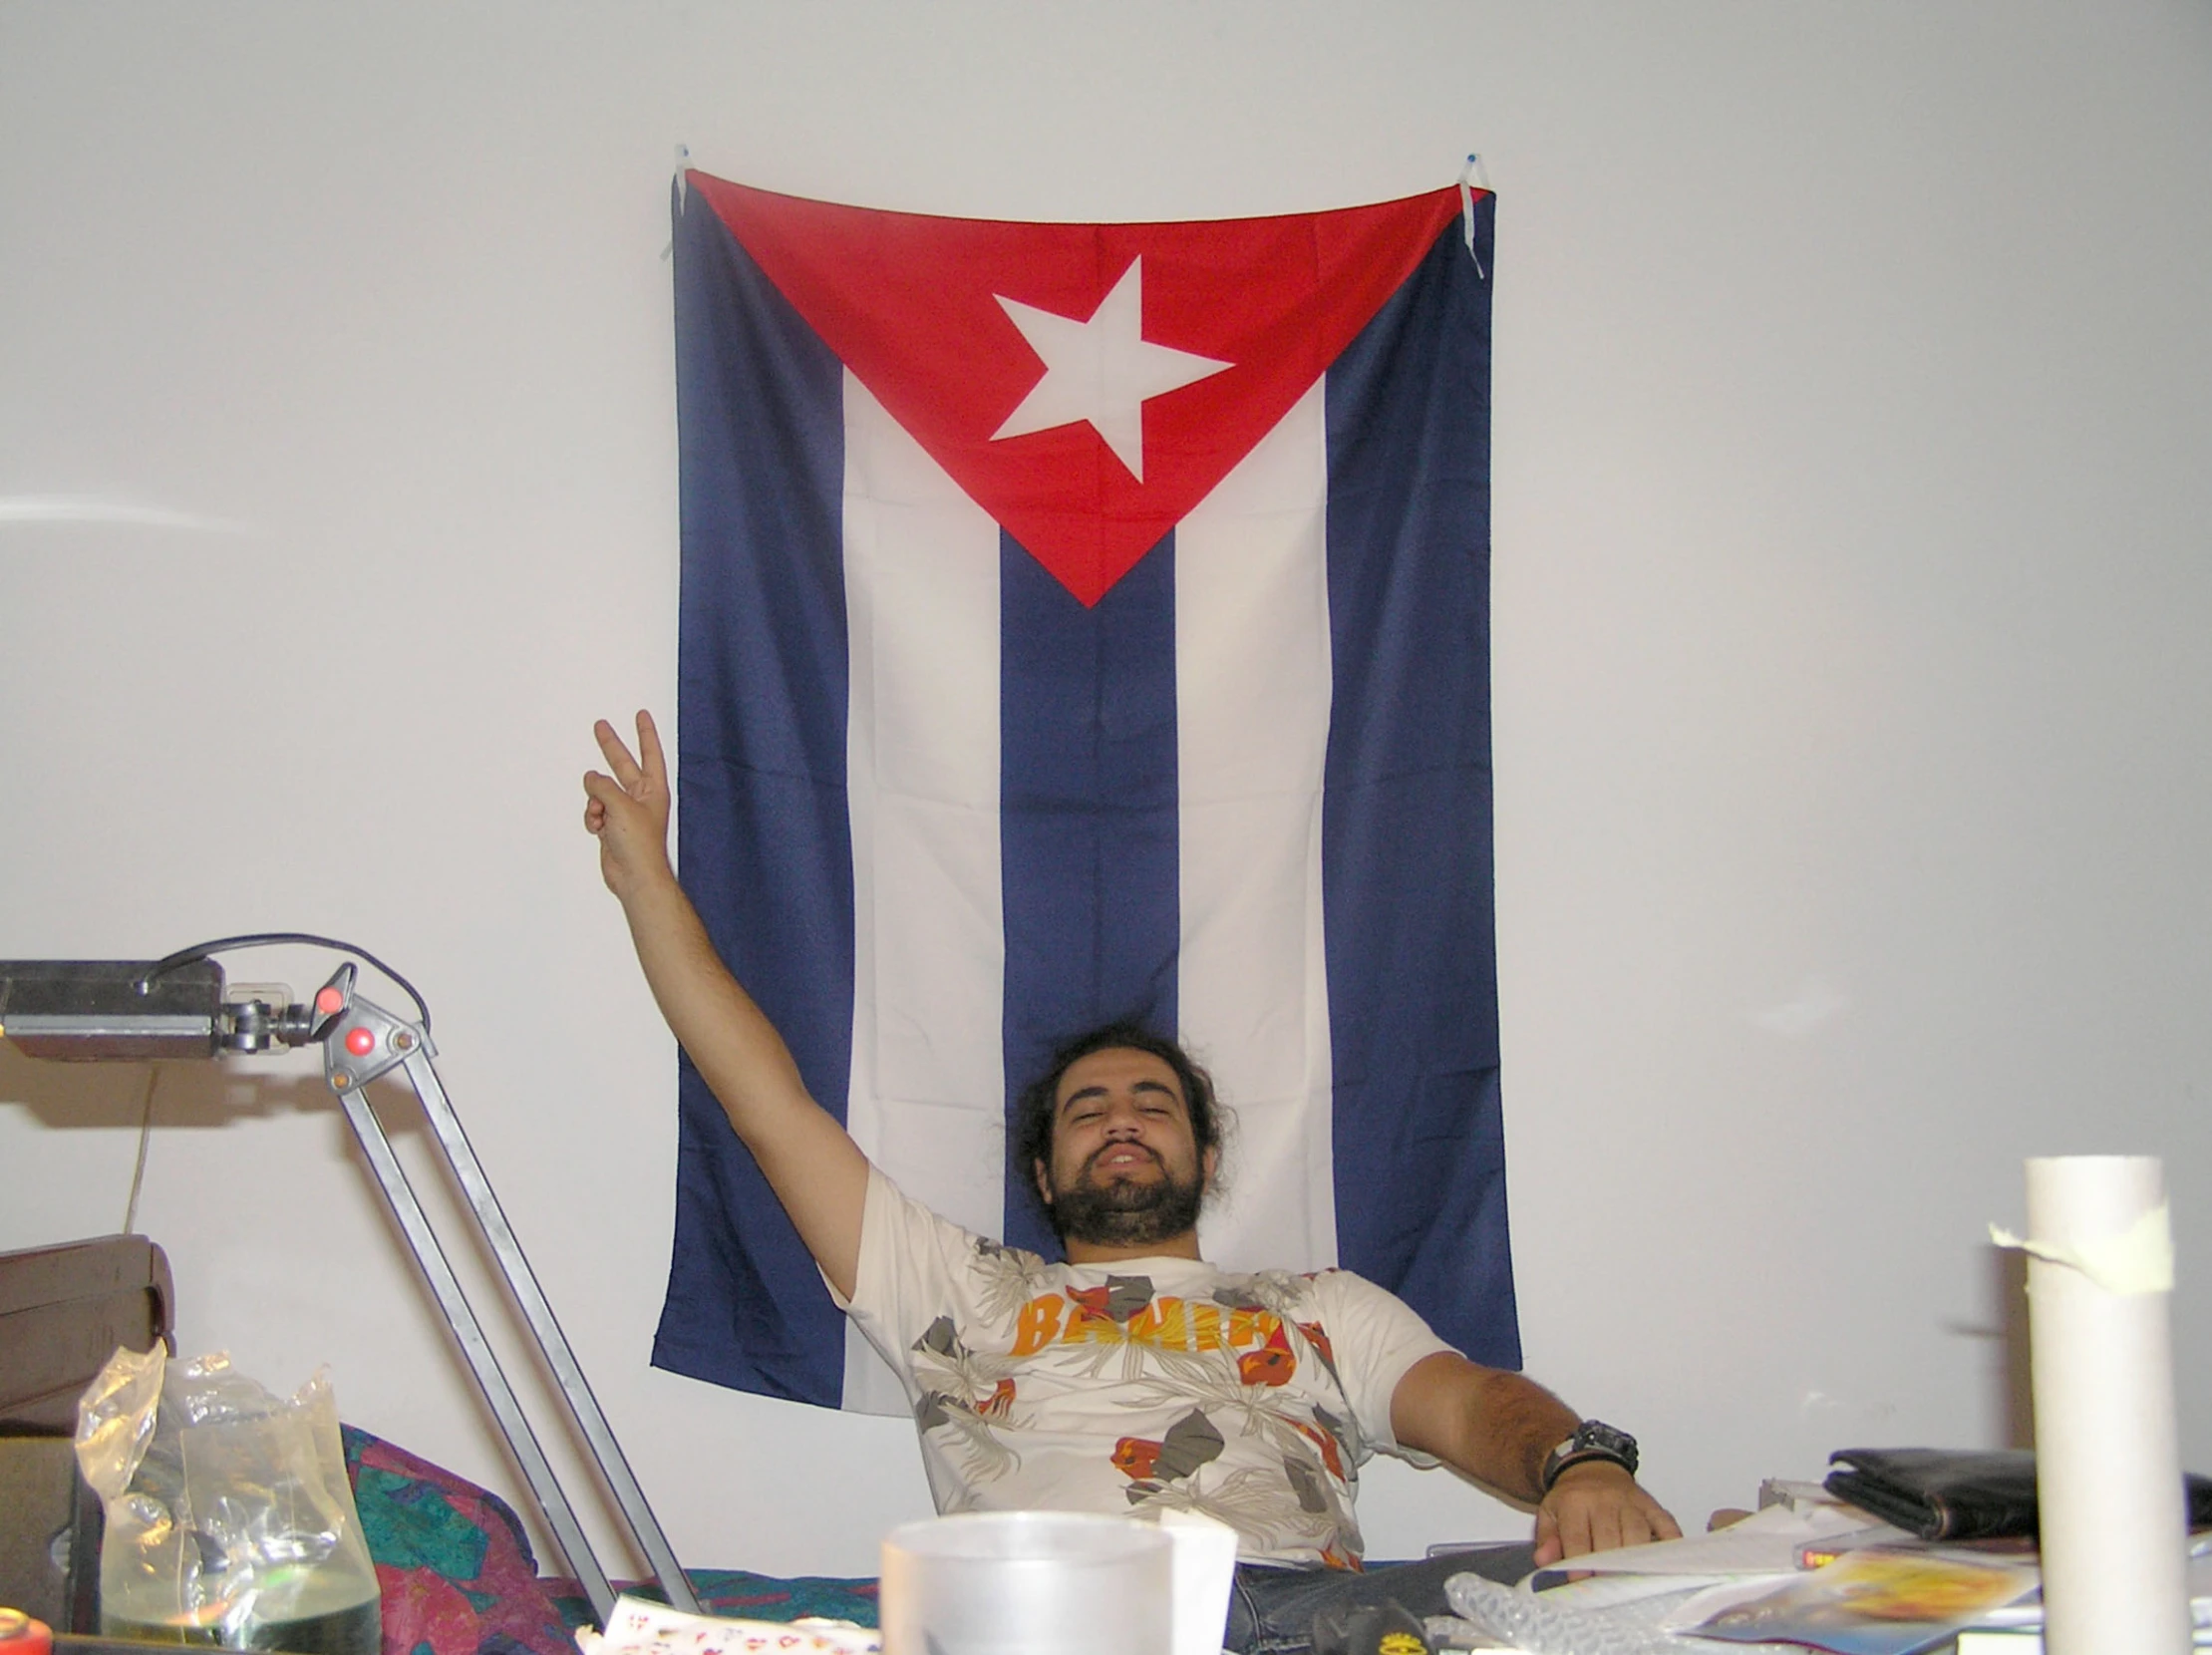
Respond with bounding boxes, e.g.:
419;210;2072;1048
2025;1156;2189;1655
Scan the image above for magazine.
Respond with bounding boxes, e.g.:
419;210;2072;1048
1691;1546;2039;1655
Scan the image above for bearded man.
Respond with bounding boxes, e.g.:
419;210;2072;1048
584;711;1679;1653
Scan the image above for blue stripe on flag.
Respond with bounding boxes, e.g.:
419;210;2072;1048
658;189;856;1405
998;532;1182;1258
1322;204;1520;1369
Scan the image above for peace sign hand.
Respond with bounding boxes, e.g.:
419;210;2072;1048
583;710;675;903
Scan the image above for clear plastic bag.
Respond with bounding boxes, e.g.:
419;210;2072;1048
75;1345;381;1655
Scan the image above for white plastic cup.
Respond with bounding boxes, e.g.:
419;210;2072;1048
879;1511;1175;1655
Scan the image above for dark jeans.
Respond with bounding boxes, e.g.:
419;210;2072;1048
1223;1544;1537;1655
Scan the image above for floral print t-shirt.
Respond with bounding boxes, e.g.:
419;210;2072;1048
836;1164;1453;1567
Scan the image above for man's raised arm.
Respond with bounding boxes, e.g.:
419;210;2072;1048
583;710;869;1298
1390;1352;1682;1565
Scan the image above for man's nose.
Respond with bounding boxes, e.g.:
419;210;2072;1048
1101;1103;1143;1139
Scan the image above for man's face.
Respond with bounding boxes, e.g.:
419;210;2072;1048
1036;1046;1216;1249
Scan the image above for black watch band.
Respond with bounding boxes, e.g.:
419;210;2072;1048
1540;1419;1640;1491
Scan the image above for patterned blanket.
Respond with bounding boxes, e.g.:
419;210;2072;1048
343;1426;879;1655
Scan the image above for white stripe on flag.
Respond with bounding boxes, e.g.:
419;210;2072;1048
841;370;1005;1413
1175;382;1339;1275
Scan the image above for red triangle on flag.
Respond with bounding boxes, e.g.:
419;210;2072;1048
689;173;1471;607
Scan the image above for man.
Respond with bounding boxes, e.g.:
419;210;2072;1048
584;711;1679;1649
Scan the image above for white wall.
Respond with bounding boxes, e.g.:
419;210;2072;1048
5;0;2210;1581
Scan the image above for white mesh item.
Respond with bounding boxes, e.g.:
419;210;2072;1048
1432;1574;1795;1655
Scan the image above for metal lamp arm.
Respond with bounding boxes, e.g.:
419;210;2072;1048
320;986;702;1623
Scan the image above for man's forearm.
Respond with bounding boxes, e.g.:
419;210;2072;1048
1392;1351;1681;1560
617;867;808;1117
1451;1365;1581;1500
1459;1363;1583;1495
613;865;868;1295
1392;1352;1579;1500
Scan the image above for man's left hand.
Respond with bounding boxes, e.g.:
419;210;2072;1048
1531;1460;1682;1565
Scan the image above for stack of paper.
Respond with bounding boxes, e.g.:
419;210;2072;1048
575;1594;880;1655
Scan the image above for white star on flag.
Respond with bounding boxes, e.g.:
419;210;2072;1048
990;257;1231;483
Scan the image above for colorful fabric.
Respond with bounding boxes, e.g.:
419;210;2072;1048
343;1425;575;1655
838;1164;1451;1565
343;1425;881;1655
662;171;1514;1413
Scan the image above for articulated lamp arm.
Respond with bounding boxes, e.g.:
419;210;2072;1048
0;945;699;1628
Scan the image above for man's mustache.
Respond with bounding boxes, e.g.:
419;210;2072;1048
1082;1141;1165;1179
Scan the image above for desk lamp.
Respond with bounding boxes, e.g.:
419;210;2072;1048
0;938;701;1627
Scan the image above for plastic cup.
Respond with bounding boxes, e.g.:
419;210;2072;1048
879;1511;1174;1655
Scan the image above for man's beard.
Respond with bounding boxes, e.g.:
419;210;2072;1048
1050;1149;1206;1248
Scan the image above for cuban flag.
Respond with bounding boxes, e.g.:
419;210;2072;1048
658;170;1515;1414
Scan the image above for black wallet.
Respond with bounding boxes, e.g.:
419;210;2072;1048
1824;1447;2212;1540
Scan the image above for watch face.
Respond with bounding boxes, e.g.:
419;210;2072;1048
1579;1422;1636;1457
1554;1422;1635;1463
1543;1421;1639;1490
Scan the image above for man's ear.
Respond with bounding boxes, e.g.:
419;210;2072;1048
1034;1158;1054;1207
1202;1145;1219;1190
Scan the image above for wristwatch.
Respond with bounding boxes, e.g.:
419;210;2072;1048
1540;1420;1640;1491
